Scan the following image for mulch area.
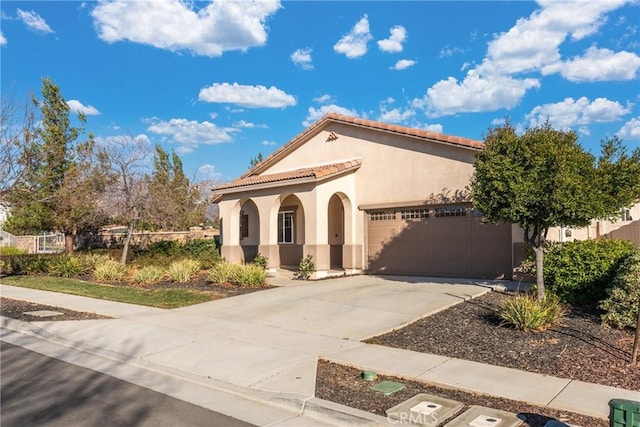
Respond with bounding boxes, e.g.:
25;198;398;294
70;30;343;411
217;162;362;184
315;290;639;427
0;297;112;321
315;360;607;427
365;291;639;391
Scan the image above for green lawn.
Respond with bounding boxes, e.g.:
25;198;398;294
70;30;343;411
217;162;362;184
1;275;217;309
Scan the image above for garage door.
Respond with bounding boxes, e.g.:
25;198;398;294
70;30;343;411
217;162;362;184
366;205;512;279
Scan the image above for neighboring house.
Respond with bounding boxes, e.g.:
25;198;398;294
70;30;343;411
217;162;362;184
212;113;517;279
546;205;640;245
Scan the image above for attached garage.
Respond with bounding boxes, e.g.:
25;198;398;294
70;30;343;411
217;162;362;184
366;204;513;279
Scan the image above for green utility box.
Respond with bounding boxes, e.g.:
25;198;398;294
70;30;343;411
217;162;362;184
610;399;640;427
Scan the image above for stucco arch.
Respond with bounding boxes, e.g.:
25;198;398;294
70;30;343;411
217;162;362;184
239;199;260;263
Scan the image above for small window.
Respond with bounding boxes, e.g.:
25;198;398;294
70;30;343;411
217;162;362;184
370;211;396;221
401;209;429;220
278;211;294;244
435;205;468;218
622;208;633;221
240;213;249;239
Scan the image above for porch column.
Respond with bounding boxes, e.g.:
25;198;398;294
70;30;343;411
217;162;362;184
300;191;331;278
255;195;280;276
218;199;243;264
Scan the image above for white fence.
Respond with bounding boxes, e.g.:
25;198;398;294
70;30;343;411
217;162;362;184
36;233;65;254
0;230;17;248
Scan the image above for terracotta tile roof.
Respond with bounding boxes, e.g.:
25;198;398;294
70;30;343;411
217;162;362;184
212;159;361;193
241;112;483;179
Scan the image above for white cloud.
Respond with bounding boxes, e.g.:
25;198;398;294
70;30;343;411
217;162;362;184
526;96;632;129
147;118;238;145
95;133;151;148
333;15;372;59
439;45;465;58
198;82;296;108
291;47;313;70
617;116;640;139
197;163;222;179
175;146;194;155
390;59;417;71
233;120;266;129
91;0;280;57
423;70;541;117
377;25;406;53
543;46;640;82
482;0;628;76
420;123;444;133
261;140;276;146
303;104;361;126
378;107;415;124
313;94;333;104
67;100;101;116
0;32;7;45
17;9;54;34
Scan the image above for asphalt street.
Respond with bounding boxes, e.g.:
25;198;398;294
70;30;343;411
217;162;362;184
0;342;255;427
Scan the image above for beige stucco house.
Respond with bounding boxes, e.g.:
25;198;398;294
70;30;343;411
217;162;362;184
212;113;519;279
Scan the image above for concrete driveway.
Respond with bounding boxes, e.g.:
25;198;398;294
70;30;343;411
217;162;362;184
175;275;491;340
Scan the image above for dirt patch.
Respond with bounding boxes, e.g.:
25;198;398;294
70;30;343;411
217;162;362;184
315;360;607;426
365;291;639;391
0;297;112;321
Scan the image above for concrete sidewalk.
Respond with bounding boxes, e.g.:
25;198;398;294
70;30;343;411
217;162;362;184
1;277;639;426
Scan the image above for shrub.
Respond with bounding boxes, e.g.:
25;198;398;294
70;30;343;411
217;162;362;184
93;259;128;282
48;254;89;278
500;293;567;331
82;253;113;270
0;247;27;256
542;239;635;307
600;250;640;330
234;264;267;287
253;253;268;270
208;261;242;285
167;259;200;283
294;255;314;280
133;265;166;285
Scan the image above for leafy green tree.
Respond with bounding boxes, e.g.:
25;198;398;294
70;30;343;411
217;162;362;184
471;121;640;300
146;145;204;230
4;77;106;250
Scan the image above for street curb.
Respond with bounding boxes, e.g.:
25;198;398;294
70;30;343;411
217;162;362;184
1;316;391;426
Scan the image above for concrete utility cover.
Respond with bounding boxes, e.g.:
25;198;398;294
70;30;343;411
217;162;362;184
23;310;64;318
370;380;405;396
445;406;522;427
386;393;465;427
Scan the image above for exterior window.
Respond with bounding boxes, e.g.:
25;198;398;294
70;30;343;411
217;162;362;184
240;213;249;239
370;211;396;221
622;208;633;221
435;205;468;218
401;209;429;220
278;211;294;244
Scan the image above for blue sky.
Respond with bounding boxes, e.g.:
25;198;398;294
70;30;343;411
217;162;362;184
2;1;639;183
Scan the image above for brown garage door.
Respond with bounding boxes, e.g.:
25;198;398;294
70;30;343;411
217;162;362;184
367;205;512;279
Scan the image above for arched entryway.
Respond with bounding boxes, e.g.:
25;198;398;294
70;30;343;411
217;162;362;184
328;194;345;269
239;199;260;263
277;194;305;268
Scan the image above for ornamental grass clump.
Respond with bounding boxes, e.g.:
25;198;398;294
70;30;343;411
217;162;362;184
93;259;128;282
132;265;166;285
167;259;200;283
82;253;113;271
208;261;242;285
235;264;267;287
48;254;89;278
499;293;567;332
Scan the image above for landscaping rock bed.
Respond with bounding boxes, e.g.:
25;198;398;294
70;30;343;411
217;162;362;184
0;297;112;321
365;291;639;391
315;360;607;426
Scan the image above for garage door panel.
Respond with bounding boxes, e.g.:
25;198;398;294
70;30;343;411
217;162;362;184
368;212;512;279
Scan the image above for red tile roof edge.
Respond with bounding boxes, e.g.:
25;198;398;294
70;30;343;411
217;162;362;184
212;159;362;193
240;113;483;180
